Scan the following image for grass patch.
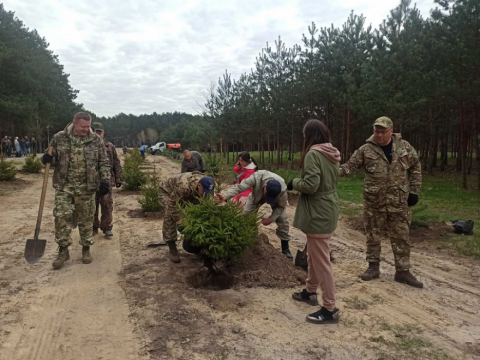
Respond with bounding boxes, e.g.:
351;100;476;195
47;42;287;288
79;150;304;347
343;295;369;310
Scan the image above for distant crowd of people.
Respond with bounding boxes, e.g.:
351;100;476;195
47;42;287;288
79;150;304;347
1;135;38;157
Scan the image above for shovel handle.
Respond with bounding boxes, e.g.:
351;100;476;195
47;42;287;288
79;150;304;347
34;146;53;240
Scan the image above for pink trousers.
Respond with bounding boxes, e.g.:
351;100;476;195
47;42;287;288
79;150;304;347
305;233;336;311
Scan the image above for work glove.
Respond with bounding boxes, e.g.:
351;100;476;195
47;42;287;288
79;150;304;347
42;154;53;164
99;181;110;196
116;183;122;188
287;180;294;191
407;193;419;207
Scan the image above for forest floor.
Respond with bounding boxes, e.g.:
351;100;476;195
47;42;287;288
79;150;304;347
0;153;479;360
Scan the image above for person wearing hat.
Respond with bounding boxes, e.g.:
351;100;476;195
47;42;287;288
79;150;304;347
214;170;292;259
160;172;215;263
339;116;423;288
92;122;123;237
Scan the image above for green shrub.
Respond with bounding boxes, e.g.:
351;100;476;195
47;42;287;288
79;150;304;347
123;149;147;190
22;155;43;173
0;154;16;181
179;197;259;260
139;174;162;212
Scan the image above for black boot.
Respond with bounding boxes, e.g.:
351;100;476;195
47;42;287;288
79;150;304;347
168;241;180;263
281;240;293;259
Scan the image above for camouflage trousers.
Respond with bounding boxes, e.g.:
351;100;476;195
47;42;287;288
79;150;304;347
94;191;113;231
159;187;180;243
54;190;96;248
364;207;411;271
244;197;291;241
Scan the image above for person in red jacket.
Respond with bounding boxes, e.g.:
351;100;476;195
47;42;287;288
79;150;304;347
233;151;258;206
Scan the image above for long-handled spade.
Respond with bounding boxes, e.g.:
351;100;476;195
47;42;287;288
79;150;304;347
24;146;52;264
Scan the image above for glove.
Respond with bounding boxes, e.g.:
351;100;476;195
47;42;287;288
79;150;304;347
42;154;53;164
407;193;418;207
116;183;122;188
287;180;294;191
99;181;110;196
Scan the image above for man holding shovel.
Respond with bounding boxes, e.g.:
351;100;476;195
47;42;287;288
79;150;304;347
42;112;110;269
92;122;122;237
214;170;293;259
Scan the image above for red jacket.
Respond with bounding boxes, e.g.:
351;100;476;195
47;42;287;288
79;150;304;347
233;162;257;200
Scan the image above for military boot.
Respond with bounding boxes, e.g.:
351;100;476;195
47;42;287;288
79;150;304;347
52;247;70;269
168;242;180;263
281;240;293;259
82;246;92;264
103;230;113;237
394;270;423;288
360;262;380;281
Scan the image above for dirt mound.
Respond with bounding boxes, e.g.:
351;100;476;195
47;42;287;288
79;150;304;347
187;234;306;290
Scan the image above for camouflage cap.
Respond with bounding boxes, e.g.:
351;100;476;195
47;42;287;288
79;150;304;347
92;122;104;132
373;116;393;129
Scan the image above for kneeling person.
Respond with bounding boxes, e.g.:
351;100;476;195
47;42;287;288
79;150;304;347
215;170;292;259
160;172;215;263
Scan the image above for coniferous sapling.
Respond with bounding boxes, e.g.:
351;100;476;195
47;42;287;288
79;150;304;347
179;197;259;260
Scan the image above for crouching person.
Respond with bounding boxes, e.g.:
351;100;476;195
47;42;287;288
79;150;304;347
214;170;292;259
42;112;110;269
160;172;215;263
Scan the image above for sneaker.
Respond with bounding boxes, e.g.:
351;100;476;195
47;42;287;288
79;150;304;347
394;270;423;288
292;289;319;306
306;307;340;324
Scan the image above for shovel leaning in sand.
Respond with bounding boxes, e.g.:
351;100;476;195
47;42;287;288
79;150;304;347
24;147;52;264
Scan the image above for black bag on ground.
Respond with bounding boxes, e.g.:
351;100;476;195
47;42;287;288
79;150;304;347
295;244;308;271
451;220;474;235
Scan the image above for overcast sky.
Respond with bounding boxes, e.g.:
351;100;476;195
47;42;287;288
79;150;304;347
4;0;436;117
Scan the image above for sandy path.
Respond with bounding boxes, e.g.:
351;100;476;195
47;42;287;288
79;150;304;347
0;166;149;360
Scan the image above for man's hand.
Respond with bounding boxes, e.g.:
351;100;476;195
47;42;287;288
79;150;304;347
407;193;419;207
116;183;122;188
99;181;110;196
214;193;227;204
287;180;294;191
42;154;53;164
261;218;273;226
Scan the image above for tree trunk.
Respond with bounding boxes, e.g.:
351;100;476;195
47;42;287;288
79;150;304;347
460;104;467;189
276;117;280;170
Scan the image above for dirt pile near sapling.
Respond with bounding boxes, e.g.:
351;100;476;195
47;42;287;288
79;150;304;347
188;234;306;290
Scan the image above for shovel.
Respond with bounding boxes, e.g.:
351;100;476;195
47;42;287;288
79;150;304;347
24;146;52;264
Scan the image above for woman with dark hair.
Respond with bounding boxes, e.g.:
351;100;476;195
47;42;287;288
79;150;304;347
233;151;258;206
288;119;341;324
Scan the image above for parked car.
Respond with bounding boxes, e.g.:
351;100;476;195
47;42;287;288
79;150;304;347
149;142;181;154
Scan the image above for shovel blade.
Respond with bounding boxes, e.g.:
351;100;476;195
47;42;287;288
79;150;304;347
25;239;47;264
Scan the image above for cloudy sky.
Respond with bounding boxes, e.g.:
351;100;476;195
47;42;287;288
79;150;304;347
4;0;436;117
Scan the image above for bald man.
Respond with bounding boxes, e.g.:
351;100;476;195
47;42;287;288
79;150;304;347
181;150;204;173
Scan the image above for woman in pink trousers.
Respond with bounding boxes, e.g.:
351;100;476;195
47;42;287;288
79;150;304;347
288;119;341;324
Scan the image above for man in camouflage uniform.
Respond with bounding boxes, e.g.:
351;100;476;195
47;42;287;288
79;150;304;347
160;172;215;263
339;117;423;288
42;112;110;269
92;122;122;237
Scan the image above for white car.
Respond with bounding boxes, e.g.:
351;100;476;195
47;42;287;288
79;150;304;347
149;142;167;155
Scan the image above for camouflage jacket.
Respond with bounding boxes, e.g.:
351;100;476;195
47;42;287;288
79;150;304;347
103;139;123;187
161;172;204;212
1;138;11;150
339;133;422;212
49;123;110;192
